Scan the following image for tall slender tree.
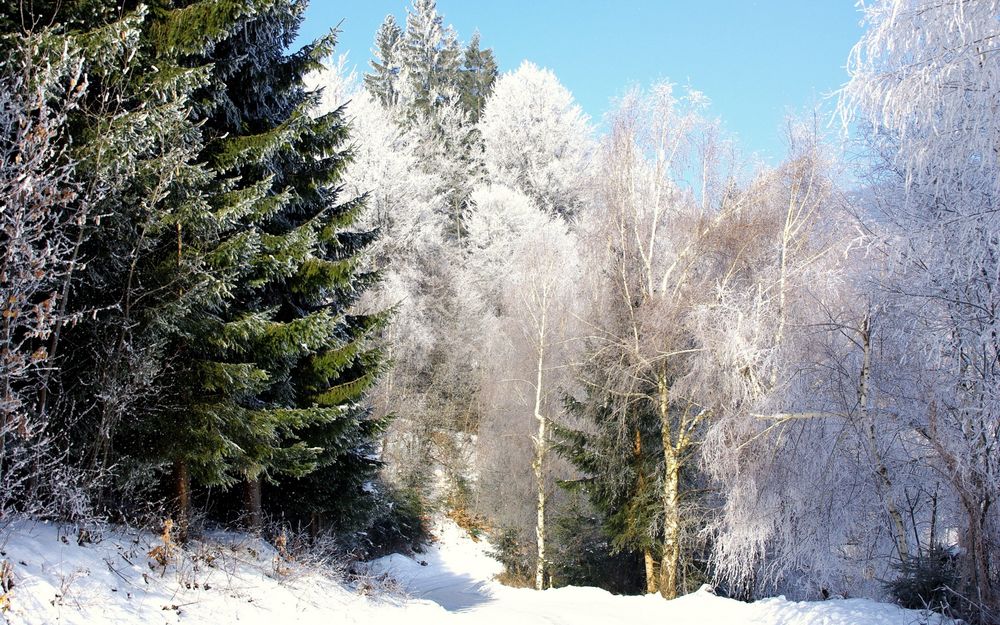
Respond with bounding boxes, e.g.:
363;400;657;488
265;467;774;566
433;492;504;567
397;0;460;118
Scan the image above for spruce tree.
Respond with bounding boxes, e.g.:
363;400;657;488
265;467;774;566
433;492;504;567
554;362;664;594
3;0;388;539
457;31;497;123
0;2;249;524
0;1;323;533
397;0;461;118
364;14;402;107
185;0;388;533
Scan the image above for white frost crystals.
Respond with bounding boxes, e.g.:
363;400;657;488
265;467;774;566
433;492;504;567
479;61;593;217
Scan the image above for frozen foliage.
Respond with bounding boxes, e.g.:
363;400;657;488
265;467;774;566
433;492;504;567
699;0;1000;613
461;184;583;588
841;0;1000;199
0;38;93;520
562;81;746;597
694;131;887;598
396;0;461;116
841;0;1000;615
479;62;593;216
461;185;551;311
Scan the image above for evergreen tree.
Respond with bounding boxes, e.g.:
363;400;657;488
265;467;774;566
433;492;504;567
0;2;254;527
554;368;663;594
364;14;402;107
0;1;388;539
457;31;496;123
397;0;460;118
183;0;388;533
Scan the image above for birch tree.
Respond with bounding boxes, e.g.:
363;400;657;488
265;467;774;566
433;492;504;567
841;0;1000;611
463;184;582;588
694;129;907;598
569;83;743;598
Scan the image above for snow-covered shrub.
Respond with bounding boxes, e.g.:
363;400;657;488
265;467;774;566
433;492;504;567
886;546;963;617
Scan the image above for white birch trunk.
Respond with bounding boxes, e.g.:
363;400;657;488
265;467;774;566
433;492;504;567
533;303;548;591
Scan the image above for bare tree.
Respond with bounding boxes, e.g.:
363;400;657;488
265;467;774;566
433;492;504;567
0;36;89;517
461;184;582;588
695;126;910;598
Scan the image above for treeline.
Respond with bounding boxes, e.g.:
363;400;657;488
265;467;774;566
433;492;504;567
1;0;997;622
0;0;419;553
311;0;999;621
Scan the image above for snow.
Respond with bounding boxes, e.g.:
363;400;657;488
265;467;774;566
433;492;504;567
0;517;948;625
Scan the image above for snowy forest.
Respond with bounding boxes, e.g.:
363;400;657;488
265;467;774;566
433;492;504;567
0;1;998;624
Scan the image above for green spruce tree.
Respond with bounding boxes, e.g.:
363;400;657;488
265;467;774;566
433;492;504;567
0;2;256;529
186;0;388;534
553;361;664;594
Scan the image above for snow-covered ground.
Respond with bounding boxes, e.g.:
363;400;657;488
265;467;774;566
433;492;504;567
0;517;945;625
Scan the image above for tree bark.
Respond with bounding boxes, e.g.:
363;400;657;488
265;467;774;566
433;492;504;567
659;455;681;599
173;459;191;542
657;372;681;599
644;548;658;594
244;476;263;532
533;309;548;591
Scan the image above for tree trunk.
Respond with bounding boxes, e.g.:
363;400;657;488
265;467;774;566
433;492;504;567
309;511;321;543
659;455;681;599
858;313;910;563
657;372;680;599
644;548;658;594
635;428;658;594
244;476;263;532
173;459;190;542
533;314;548;591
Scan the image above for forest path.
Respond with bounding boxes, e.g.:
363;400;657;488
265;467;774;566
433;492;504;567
365;519;500;612
363;518;942;625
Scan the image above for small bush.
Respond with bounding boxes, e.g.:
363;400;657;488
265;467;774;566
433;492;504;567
886;546;961;614
488;526;533;587
363;484;430;559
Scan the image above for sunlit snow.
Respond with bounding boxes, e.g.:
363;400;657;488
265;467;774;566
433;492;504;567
0;518;947;625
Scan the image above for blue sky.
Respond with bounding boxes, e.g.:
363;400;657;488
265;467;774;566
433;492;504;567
295;1;864;163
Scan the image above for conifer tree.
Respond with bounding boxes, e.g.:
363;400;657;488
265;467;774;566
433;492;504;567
555;367;664;594
0;2;252;527
397;0;460;118
365;14;403;107
182;0;387;533
0;1;387;537
457;31;497;123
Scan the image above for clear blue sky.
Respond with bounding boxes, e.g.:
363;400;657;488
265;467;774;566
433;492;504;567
295;1;864;163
